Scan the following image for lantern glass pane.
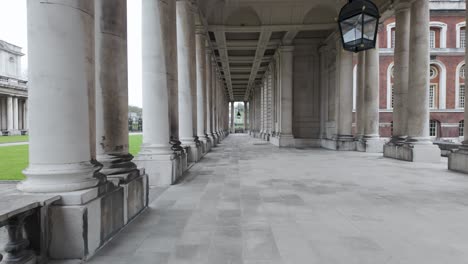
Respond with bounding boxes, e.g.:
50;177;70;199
363;14;377;41
340;14;363;44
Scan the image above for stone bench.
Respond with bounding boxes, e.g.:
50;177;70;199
0;187;59;264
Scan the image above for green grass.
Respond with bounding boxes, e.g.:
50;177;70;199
129;134;142;156
0;145;28;180
0;135;29;144
0;135;143;181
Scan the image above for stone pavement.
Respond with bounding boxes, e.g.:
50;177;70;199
88;134;468;264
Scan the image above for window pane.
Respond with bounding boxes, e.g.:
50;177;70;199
430;120;437;137
430;30;436;48
429;84;437;109
461;29;466;48
460;85;465;108
391;30;395;48
460;120;464;137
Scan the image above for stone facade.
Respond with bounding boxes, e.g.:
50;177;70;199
0;40;28;135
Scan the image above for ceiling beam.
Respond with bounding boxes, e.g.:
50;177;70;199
208;24;336;33
243;30;272;101
214;31;234;100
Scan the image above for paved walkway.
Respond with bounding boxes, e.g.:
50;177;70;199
89;134;468;264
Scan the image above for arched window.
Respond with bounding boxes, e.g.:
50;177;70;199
386;22;396;49
459;120;464;137
429;65;439;109
387;63;394;109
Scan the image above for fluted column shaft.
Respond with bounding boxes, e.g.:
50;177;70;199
20;0;101;192
95;0;136;175
13;97;18;130
393;3;411;140
407;0;430;142
356;52;365;138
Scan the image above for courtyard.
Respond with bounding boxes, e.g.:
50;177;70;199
87;134;468;264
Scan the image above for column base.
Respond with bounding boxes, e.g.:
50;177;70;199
19;162;103;193
204;136;212;152
270;134;295;147
183;142;202;163
356;137;385;153
449;147;468;173
321;136;356;151
97;153;137;176
134;146;180;186
48;170;148;261
384;142;441;162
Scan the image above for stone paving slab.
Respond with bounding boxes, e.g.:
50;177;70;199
88;134;468;264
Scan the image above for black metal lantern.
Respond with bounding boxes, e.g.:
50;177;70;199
237;111;241;118
338;0;380;53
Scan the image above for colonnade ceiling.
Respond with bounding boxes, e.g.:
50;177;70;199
197;0;393;102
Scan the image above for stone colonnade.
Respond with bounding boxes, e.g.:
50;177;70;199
0;96;28;134
249;0;440;162
18;0;230;261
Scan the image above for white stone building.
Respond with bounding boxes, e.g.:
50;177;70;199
0;40;28;135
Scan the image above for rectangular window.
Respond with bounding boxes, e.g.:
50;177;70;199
391;30;396;48
391;84;394;108
430;121;437;137
430;30;436;49
460;121;464;137
461;29;466;48
460;85;465;108
429;84;438;109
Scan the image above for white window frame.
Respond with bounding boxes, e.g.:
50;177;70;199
429;22;448;48
386;22;396;49
430;30;436;49
387;62;394;109
430;61;447;109
429;84;438;109
455;61;466;109
456;22;466;49
430;120;438;138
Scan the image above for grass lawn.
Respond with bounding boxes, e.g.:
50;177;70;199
0;145;28;180
0;135;29;144
129;134;142;155
0;134;143;181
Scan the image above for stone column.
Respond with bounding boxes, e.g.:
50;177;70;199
244;101;248;132
392;2;410;141
136;0;180;186
13;97;18;131
211;62;218;142
19;0;101;193
355;52;366;139
167;0;179;143
274;46;295;147
0;97;4;131
335;41;355;150
206;49;215;145
230;102;234;133
358;40;384;153
177;0;200;161
23;99;28;130
196;28;207;152
95;0;137;178
6;96;13;131
403;0;440;162
449;4;468;172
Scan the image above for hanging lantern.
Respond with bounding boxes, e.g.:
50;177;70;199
338;0;380;53
237;111;241;118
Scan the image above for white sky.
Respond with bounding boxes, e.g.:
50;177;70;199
0;0;143;107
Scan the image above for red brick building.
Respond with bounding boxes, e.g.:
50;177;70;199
353;1;466;141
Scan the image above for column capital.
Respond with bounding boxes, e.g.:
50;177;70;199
279;45;295;53
393;0;412;12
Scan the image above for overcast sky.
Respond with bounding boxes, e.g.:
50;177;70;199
0;0;143;107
